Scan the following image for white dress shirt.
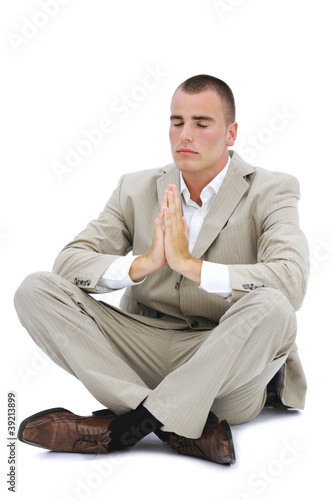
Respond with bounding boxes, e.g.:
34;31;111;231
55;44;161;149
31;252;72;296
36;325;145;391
96;159;232;298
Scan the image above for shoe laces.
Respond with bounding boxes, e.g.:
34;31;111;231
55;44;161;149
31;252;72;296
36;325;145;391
80;428;112;454
173;436;194;450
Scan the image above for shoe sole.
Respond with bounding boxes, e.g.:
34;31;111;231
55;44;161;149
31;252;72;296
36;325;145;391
220;419;236;465
18;407;73;443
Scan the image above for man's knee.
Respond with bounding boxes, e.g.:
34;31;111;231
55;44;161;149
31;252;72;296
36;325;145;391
249;287;297;340
14;271;54;314
229;287;296;347
258;287;296;321
246;286;295;315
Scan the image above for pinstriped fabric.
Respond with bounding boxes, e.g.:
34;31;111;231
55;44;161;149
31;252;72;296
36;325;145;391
15;151;309;437
144;286;296;436
15;271;297;438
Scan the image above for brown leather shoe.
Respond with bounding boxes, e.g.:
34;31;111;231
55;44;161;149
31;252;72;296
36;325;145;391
169;419;236;465
18;407;117;454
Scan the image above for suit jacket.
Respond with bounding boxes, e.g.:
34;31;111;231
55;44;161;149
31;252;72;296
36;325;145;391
53;150;309;409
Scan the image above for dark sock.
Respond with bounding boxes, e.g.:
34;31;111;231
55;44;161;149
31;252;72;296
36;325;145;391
108;404;162;451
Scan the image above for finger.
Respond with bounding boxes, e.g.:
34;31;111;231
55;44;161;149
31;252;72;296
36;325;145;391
166;190;174;217
163;207;172;235
168;184;179;200
154;208;164;232
182;216;189;239
166;190;178;225
160;206;166;230
172;185;183;225
162;189;169;209
167;185;182;226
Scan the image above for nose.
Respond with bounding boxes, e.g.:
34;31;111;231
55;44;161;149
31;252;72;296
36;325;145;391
179;123;193;142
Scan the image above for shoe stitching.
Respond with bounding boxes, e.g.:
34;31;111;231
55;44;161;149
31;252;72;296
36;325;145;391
173;436;212;461
79;428;112;455
173;431;232;463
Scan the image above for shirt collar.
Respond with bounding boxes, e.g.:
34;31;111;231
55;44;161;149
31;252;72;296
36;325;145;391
180;155;231;205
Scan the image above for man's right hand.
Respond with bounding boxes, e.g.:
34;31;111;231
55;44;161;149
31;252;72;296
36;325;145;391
129;191;167;282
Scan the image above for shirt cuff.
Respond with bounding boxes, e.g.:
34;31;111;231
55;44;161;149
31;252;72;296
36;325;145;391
199;261;232;298
96;254;145;291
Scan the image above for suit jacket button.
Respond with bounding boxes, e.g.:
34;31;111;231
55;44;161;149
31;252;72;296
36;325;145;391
175;282;180;290
191;320;199;328
86;280;91;286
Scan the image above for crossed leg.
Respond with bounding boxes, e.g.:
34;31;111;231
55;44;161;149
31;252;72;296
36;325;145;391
14;272;296;440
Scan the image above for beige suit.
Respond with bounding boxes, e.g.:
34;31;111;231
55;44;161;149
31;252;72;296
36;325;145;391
14;151;309;438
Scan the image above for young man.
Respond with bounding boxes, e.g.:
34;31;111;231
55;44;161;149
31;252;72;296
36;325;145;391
14;75;309;465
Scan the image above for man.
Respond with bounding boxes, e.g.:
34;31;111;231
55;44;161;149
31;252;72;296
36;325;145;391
14;75;309;465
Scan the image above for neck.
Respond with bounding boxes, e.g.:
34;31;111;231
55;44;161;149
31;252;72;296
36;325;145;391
182;155;229;206
182;176;204;206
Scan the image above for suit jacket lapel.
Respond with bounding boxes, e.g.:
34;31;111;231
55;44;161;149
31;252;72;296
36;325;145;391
156;152;254;260
191;152;254;259
156;164;181;205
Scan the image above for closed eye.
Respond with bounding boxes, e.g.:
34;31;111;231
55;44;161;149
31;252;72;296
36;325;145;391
173;123;207;128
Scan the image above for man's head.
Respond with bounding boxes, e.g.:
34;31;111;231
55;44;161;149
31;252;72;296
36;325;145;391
169;75;238;186
175;74;236;126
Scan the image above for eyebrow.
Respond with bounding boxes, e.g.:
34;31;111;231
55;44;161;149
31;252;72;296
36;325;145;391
170;114;215;122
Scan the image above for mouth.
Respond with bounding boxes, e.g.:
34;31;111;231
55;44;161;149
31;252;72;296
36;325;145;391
177;148;198;155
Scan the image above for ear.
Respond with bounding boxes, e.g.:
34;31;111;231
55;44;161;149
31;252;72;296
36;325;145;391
226;122;238;146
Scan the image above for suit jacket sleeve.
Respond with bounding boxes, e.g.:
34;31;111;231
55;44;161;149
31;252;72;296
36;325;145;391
52;175;133;292
227;173;309;311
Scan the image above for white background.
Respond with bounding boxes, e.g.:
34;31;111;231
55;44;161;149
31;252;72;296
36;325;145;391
1;1;331;499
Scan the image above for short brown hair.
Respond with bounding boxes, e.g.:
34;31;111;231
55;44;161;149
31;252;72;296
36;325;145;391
175;74;236;126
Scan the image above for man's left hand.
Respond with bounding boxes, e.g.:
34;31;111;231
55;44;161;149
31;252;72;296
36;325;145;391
163;184;202;285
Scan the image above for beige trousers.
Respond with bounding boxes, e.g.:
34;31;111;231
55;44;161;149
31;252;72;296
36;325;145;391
14;272;297;438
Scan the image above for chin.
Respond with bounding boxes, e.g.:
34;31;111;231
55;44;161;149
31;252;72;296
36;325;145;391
174;157;199;171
